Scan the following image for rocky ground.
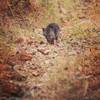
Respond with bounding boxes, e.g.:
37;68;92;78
0;20;100;100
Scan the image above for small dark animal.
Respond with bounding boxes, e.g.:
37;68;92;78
42;23;60;44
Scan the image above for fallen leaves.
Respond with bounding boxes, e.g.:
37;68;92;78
0;64;8;70
0;64;30;98
19;51;32;61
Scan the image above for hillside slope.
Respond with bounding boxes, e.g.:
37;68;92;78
0;0;100;100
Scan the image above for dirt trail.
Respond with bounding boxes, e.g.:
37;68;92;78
0;17;100;99
9;25;99;100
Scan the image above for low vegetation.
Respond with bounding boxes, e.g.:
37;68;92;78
0;0;100;100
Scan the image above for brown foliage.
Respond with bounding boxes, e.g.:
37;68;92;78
0;0;8;11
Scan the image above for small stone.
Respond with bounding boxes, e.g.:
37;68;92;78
32;70;40;77
37;47;50;55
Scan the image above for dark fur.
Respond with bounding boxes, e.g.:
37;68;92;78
43;23;60;44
